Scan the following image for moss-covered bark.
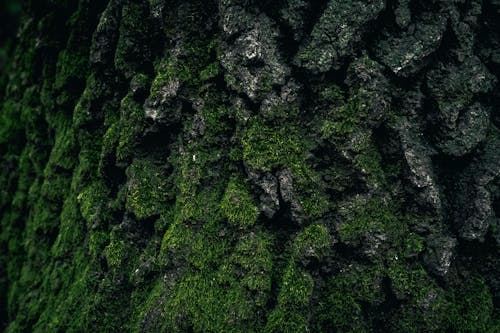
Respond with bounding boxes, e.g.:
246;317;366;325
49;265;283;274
1;0;500;332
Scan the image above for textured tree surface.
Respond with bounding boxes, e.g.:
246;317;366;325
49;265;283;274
1;0;500;332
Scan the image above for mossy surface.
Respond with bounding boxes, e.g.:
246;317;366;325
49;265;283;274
242;120;306;172
126;158;169;220
220;178;259;228
1;0;500;332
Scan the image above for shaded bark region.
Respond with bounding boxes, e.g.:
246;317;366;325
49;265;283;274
0;0;499;332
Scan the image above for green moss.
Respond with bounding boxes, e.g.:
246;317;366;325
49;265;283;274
447;276;499;332
72;142;102;199
51;195;85;258
390;293;449;333
278;263;314;307
242;120;305;172
388;262;434;300
318;84;344;104
116;90;146;163
201;102;231;136
220;178;259;228
51;124;79;171
114;2;151;77
265;262;314;333
126;158;169;219
104;239;126;269
315;264;384;332
402;232;425;258
289;163;331;218
156;113;272;330
352;137;386;187
99;121;120;174
54;49;88;91
178;177;224;220
89;231;109;259
0;100;23;146
337;197;398;243
133;280;166;332
150;40;214;98
150;58;180;98
163;273;248;332
320;94;366;139
159;181;227;269
72;74;101;128
262;102;300;122
228;231;273;298
158;230;273;332
242;119;330;219
267;248;316;332
292;223;330;262
77;180;110;226
265;310;309;333
161;220;228;271
199;62;221;81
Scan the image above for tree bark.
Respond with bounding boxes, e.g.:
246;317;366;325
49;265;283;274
1;0;500;331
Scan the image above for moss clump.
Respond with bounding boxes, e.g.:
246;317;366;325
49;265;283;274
242;119;330;219
389;290;449;333
388;262;434;300
116;90;146;163
227;232;273;300
160;189;228;270
401;232;425;258
89;230;110;258
289;163;331;218
200;102;232;136
99;121;120;173
320;94;367;140
315;264;384;332
265;309;309;333
48;122;78;172
77;180;110;226
159;230;274;332
104;238;126;270
199;61;221;81
54;49;88;91
150;40;216;99
126;158;169;220
51;195;85;258
279;263;314;306
242;120;305;172
0;100;23;146
162;273;251;332
318;84;345;104
265;262;314;333
352;134;386;187
72;73;105;128
293;223;330;263
446;276;499;332
337;197;398;243
149;57;182;99
114;1;151;77
220;178;259;228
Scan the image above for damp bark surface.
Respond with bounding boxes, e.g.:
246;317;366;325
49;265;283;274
1;0;500;332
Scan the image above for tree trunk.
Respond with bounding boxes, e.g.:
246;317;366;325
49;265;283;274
1;0;500;331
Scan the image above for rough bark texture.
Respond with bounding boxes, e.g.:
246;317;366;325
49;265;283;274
1;0;500;332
